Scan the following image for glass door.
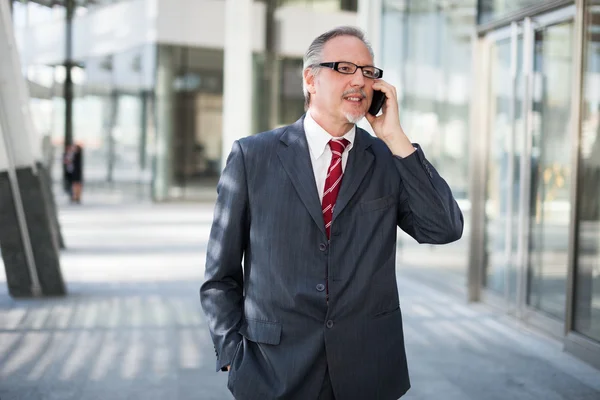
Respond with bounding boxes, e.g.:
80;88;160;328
526;16;575;322
482;6;576;324
484;24;525;312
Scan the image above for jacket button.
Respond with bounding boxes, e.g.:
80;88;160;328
316;283;325;292
326;320;334;328
319;243;327;251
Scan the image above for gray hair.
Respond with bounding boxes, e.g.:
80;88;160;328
302;26;374;110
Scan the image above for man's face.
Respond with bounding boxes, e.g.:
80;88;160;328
306;35;375;123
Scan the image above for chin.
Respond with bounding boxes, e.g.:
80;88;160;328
345;111;365;124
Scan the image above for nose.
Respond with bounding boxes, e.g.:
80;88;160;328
350;68;365;87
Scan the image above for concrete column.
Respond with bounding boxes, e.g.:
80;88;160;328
0;0;65;297
153;45;174;201
357;0;383;66
222;0;253;169
356;0;382;136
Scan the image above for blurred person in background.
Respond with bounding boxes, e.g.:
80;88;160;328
201;26;463;400
63;143;84;203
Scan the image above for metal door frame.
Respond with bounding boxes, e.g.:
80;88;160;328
519;5;577;339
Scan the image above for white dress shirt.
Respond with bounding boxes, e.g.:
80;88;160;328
304;111;355;203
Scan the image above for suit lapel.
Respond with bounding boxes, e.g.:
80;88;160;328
277;116;327;237
333;128;374;222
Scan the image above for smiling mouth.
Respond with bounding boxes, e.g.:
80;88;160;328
344;97;363;102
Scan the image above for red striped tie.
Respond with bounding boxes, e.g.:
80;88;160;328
322;139;349;239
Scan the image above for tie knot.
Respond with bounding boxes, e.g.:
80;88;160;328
328;139;349;156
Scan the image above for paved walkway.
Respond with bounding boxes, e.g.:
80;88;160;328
0;202;599;400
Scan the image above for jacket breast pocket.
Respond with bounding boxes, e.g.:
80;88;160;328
239;318;282;345
373;305;400;319
360;194;396;213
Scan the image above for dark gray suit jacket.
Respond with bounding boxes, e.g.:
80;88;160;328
200;115;463;400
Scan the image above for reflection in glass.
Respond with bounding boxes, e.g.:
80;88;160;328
574;1;600;343
527;22;574;320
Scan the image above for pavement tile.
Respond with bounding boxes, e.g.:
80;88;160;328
0;202;599;400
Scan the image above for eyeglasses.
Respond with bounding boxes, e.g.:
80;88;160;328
317;61;383;79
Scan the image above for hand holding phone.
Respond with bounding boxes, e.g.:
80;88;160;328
368;90;386;116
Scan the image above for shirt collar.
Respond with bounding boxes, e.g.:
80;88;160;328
303;110;355;160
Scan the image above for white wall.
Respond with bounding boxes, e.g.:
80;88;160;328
275;5;358;57
156;1;358;57
16;0;360;66
156;0;265;52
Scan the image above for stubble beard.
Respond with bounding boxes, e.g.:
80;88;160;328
345;111;365;124
342;88;367;124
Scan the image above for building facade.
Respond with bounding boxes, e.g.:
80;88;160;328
366;0;600;369
8;0;600;369
9;0;358;201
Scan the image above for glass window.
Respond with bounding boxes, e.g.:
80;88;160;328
478;0;549;24
11;0;28;29
155;45;224;200
574;0;600;343
27;1;63;24
484;38;513;296
68;45;156;197
279;58;305;126
381;0;476;288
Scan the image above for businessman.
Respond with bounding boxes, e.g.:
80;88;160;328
200;26;463;400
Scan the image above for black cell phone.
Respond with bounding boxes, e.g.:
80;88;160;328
368;90;386;116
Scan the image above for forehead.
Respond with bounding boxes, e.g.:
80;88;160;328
321;35;373;65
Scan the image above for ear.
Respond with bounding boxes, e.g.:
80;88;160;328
303;68;317;95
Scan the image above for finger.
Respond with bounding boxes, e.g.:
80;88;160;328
373;79;394;90
374;80;399;100
373;80;393;96
365;112;377;125
381;92;398;115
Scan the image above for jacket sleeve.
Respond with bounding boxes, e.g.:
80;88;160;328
394;144;464;244
200;140;247;372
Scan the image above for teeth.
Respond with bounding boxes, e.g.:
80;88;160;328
347;97;361;101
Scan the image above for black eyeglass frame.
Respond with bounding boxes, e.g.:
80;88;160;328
316;61;384;79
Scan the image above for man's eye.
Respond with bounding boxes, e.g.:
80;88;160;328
338;66;352;72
